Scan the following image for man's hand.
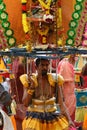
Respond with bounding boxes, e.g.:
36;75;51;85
28;74;35;90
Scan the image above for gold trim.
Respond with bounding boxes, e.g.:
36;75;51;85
28;97;58;112
32;97;56;105
28;105;57;113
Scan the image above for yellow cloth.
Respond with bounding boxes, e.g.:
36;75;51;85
22;98;69;130
0;57;7;70
20;74;29;88
22;115;69;130
75;107;87;122
0;57;7;83
20;74;38;88
20;73;64;88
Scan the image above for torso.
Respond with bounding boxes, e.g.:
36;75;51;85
34;76;55;100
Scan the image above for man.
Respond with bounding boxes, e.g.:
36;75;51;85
20;58;75;130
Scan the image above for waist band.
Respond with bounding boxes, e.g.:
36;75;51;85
28;97;58;112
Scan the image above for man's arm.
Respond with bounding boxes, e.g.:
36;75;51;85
22;87;33;107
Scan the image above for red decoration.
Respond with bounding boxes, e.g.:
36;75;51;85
22;4;27;12
0;72;10;78
25;33;30;40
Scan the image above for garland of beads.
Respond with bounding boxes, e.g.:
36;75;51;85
66;0;85;47
0;0;16;48
21;0;29;33
21;0;33;52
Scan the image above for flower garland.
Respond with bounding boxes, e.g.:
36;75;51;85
21;0;31;40
21;0;29;33
66;0;84;46
0;0;16;48
21;0;33;52
38;0;52;14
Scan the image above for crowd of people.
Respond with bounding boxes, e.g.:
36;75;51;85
0;55;87;130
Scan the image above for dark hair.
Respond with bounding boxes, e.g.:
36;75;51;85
81;63;87;76
35;58;49;67
0;84;12;106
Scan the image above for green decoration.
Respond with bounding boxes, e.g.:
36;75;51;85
0;2;6;11
0;11;8;21
0;0;3;4
69;20;78;28
0;0;16;48
5;29;14;37
76;0;84;2
66;0;84;47
7;37;16;47
67;29;76;38
72;11;80;20
2;21;10;28
74;3;82;11
66;38;74;46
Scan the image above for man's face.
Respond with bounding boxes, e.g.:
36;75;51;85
37;60;49;76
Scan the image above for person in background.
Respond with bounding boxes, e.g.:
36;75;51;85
0;83;16;130
1;77;11;93
81;63;87;88
57;54;76;122
76;63;87;129
11;57;26;130
20;58;75;130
